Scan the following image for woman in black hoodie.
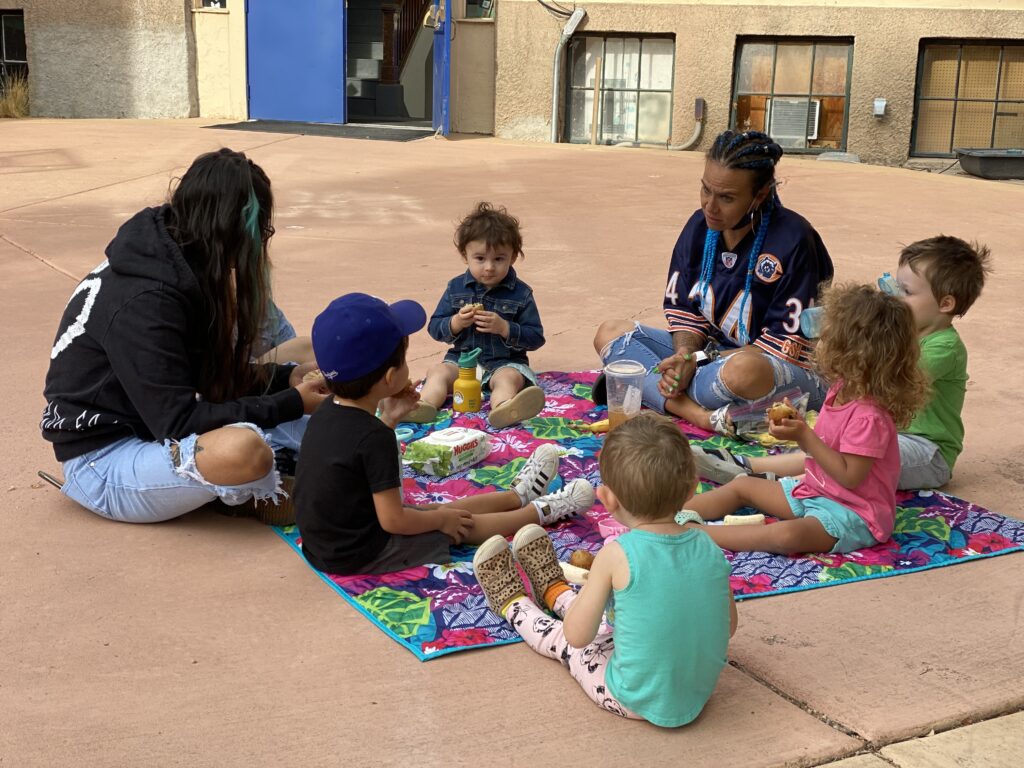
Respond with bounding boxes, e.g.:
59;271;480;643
41;149;327;523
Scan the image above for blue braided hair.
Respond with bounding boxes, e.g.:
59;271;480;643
695;130;784;345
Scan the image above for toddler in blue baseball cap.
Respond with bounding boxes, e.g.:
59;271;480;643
293;293;596;576
311;292;427;383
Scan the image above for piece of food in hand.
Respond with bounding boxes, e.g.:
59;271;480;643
768;402;797;424
302;368;325;384
568;549;595;570
723;513;766;526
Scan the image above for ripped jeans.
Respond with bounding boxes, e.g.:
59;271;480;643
60;422;290;524
600;323;828;413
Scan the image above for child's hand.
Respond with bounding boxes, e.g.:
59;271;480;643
450;304;479;334
439;507;474;544
767;403;808;444
377;379;422;427
473;310;510;339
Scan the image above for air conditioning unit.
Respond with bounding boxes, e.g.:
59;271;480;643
766;98;821;146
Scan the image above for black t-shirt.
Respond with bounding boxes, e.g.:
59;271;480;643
294;400;401;574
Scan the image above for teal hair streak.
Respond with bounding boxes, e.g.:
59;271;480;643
241;187;262;245
239;186;270;339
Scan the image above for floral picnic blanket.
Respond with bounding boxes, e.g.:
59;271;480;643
273;371;1024;660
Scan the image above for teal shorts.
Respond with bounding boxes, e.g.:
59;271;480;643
780;477;878;554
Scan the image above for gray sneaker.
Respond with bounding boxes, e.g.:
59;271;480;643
533;479;595;526
691;445;750;485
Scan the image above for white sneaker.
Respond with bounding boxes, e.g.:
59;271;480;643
533;479;595;526
511;444;561;505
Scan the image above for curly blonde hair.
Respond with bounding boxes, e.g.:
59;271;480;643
814;283;929;428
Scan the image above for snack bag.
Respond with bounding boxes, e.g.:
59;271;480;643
729;387;810;442
402;427;492;477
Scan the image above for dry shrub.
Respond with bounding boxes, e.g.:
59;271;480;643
0;71;29;118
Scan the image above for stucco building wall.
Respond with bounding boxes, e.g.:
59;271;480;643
495;0;1024;165
16;0;196;118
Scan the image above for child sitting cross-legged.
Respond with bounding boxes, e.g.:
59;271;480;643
473;411;737;727
406;202;547;429
293;293;595;576
686;283;929;555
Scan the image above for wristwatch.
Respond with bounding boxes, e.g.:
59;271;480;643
685;343;720;368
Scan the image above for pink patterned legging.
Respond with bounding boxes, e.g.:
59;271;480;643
504;591;642;720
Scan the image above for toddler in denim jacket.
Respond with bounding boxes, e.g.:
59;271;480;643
406;202;546;428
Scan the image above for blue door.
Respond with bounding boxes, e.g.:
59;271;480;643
247;0;346;124
432;0;450;135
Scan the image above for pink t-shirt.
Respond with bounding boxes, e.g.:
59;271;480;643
793;383;900;541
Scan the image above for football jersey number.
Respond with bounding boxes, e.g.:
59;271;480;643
783;298;803;334
665;271;680;305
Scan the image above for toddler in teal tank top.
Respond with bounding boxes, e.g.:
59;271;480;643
473;412;736;726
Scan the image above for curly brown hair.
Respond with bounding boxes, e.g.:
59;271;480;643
599;412;696;521
814;283;929;428
454;202;523;258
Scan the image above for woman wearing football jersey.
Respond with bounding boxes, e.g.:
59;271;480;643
593;130;834;433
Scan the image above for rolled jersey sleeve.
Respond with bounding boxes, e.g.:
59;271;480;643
753;233;831;365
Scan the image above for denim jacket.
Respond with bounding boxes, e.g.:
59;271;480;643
427;267;545;368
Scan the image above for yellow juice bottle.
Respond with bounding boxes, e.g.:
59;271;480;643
452;347;482;413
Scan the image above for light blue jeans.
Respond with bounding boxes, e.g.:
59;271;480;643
60;421;302;523
600;323;828;413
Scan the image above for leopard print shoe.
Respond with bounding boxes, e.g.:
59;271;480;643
472;536;526;616
511;524;567;605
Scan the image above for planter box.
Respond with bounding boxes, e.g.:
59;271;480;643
955;148;1024;180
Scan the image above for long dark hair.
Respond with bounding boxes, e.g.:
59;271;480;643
165;148;273;402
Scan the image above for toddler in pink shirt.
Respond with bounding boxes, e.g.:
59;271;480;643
687;283;929;555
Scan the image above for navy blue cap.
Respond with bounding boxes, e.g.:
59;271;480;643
312;293;426;381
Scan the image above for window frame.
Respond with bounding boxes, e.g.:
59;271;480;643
910;39;1024;158
730;36;854;154
563;32;676;146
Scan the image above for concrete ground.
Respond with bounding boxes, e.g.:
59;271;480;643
1;119;1022;767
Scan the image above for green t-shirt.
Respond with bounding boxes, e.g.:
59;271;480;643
907;327;967;470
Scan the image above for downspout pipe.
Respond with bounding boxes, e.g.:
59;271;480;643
669;97;706;151
550;37;570;143
550;8;587;143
